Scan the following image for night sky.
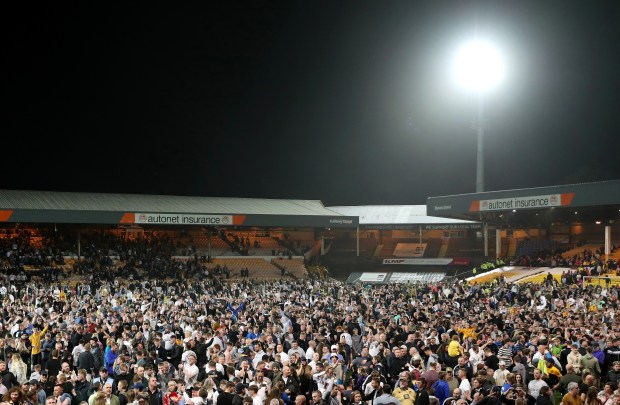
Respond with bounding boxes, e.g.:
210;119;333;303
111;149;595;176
5;2;620;207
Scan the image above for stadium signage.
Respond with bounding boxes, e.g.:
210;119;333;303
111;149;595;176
383;259;407;264
477;194;562;211
422;223;481;230
329;218;354;225
382;258;456;265
134;213;232;225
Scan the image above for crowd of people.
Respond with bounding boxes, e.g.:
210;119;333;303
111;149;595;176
0;226;619;405
0;261;618;405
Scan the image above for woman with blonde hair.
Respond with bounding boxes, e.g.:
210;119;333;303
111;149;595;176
94;392;107;405
12;339;29;369
125;390;138;405
164;380;181;405
350;391;365;405
202;377;219;405
9;353;27;385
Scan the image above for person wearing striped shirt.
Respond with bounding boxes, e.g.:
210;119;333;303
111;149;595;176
497;339;514;367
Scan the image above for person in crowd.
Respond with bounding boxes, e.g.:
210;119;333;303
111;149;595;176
563;382;583;405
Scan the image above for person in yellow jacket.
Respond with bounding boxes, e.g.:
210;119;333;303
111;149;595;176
30;322;49;366
446;335;463;368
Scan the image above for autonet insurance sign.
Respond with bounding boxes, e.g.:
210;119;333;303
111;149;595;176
476;194;562;211
134;213;234;225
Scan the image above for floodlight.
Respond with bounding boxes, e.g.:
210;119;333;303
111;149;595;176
453;40;504;92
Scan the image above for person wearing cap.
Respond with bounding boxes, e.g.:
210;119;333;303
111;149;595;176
39;371;54;397
591;344;605;371
30;379;46;405
132;382;146;392
232;383;247;405
92;367;114;387
324;345;343;364
270;362;283;387
393;377;416;405
327;353;339;368
444;368;458;394
541;358;560;389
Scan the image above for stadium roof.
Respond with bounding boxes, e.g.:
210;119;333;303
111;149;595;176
327;205;480;230
426;179;620;227
0;189;358;228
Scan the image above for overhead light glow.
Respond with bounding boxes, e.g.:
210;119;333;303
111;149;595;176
453;40;505;92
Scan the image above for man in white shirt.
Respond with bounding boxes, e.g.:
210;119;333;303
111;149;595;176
162;327;176;351
181;354;199;390
527;369;548;399
71;341;86;368
305;340;316;361
457;368;471;401
468;345;485;374
275;343;290;364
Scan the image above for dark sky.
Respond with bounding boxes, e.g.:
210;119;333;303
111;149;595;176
4;1;620;206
